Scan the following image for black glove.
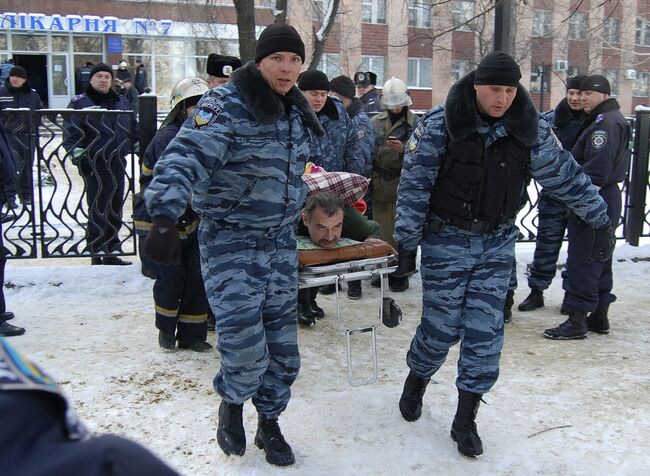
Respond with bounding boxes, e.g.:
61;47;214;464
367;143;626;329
144;215;181;264
591;223;616;262
393;245;417;278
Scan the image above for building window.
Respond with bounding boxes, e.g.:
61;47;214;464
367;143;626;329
603;17;620;45
318;53;342;79
452;1;475;32
532;10;552;38
529;65;550;93
407;58;432;88
636;19;650;47
450;59;474;83
361;55;385;86
568;13;587;40
603;69;619;96
409;0;433;28
362;0;386;24
633;72;650;97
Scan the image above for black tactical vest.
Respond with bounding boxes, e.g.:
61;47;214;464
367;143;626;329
430;132;530;231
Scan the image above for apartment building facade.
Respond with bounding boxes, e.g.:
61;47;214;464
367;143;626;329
1;0;648;113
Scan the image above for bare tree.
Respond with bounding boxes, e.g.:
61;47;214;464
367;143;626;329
307;0;341;70
234;0;257;63
274;0;288;23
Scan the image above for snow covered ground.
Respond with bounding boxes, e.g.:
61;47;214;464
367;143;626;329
5;241;650;475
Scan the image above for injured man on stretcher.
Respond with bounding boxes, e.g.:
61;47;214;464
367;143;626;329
296;190;389;326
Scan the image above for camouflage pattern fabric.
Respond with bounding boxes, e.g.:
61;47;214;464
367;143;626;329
144;61;323;415
527;193;570;291
347;98;375;176
311;96;365;175
394;72;609;393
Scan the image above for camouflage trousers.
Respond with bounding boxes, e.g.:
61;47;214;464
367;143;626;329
198;220;300;419
407;222;517;394
527;193;570;291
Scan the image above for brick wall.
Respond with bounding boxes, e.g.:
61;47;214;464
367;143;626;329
361;24;388;56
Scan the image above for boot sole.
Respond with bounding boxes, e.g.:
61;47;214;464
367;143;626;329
588;328;609;334
450;431;482;458
542;332;587;340
398;401;421;422
517;304;544;312
254;435;295;466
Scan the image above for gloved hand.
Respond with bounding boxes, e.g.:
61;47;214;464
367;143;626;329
591;223;616;262
393;245;417;278
144;215;181;264
71;148;93;176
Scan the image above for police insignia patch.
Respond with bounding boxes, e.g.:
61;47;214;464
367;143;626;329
357;129;366;139
193;98;224;129
591;130;607;149
407;122;424;153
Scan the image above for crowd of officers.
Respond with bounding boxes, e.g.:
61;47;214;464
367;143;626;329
0;21;627;470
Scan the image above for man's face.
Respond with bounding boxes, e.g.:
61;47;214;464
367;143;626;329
90;72;113;93
207;75;228;88
566;88;582;111
302;206;344;249
9;75;26;88
304;90;328;112
580;90;608;114
473;84;517;118
355;84;372;97
257;52;303;95
388;106;404;114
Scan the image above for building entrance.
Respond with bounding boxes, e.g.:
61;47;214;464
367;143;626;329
14;54;47;106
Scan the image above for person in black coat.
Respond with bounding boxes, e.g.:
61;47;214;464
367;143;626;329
134;63;148;94
0;66;43;206
62;63;134;266
0;337;180;475
0;122;24;337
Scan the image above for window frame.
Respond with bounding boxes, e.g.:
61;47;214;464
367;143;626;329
407;57;433;88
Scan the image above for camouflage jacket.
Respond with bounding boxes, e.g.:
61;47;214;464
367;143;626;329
395;71;610;251
144;61;324;232
347;98;375;177
311;96;365;175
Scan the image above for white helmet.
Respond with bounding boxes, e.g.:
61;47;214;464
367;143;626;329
162;77;209;127
381;77;412;108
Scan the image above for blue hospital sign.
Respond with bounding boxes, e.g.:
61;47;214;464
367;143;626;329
107;37;123;53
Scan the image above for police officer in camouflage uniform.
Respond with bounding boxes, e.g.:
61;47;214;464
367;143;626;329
518;75;587;313
142;23;323;467
544;75;629;340
298;70;365;175
392;52;615;458
330;75;376;176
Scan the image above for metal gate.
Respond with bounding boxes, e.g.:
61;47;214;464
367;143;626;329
1;108;137;259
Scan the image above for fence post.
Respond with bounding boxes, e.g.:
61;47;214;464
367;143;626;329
138;94;157;168
625;106;650;246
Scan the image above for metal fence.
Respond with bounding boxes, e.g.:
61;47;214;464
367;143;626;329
1;101;649;260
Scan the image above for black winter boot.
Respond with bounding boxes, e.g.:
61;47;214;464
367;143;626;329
255;416;295;466
347;280;362;300
450;389;483;458
399;371;431;422
0;320;25;337
158;329;176;350
587;303;610;334
217;401;246;456
309;287;325;319
518;289;544;312
503;290;514;323
389;275;409;292
297;289;317;326
543;308;588;340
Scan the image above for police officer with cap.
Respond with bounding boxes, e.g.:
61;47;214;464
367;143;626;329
544;74;628;340
393;51;614;458
354;71;381;113
206;54;242;88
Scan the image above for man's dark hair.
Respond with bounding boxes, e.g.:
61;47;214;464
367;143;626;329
303;191;345;220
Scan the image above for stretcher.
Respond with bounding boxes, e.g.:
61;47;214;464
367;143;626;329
298;239;401;387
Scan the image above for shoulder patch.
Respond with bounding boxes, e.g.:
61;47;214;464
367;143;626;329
357;128;366;139
193;97;224;130
407;121;424;153
591;130;607;149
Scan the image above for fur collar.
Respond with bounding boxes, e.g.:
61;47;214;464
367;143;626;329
231;61;324;136
444;71;539;146
347;97;363;118
318;96;339;121
84;82;120;105
553;97;583;128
